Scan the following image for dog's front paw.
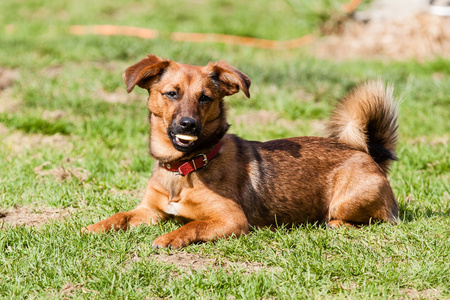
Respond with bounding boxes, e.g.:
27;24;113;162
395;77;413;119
152;232;190;249
80;212;131;234
80;223;106;234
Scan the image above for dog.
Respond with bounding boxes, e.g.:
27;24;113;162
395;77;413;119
83;54;399;249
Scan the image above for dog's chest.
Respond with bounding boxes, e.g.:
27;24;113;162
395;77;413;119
165;201;182;216
158;170;183;197
157;169;187;216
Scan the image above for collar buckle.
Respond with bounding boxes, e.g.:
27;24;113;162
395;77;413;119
191;153;208;171
201;153;208;165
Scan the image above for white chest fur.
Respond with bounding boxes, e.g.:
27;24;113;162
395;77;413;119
164;201;182;216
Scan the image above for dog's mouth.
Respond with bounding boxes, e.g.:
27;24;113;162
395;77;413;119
169;131;200;151
175;134;198;146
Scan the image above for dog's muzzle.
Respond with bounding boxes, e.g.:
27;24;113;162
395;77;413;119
169;117;202;151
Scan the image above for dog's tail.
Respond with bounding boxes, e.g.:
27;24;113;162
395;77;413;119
326;80;399;173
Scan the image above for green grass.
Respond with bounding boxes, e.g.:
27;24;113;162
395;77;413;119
1;0;449;298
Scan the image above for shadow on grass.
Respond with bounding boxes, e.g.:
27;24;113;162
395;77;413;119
0;113;73;135
398;201;450;223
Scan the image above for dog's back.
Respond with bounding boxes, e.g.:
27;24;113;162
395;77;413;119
221;135;358;226
220;80;400;227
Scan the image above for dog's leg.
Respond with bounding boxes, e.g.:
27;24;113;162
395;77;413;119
152;196;249;249
152;219;248;249
327;220;355;228
327;155;399;227
82;207;160;233
82;179;169;233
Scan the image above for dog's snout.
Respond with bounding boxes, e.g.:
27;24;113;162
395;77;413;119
179;117;197;132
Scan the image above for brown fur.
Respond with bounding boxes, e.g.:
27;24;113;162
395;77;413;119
83;55;399;249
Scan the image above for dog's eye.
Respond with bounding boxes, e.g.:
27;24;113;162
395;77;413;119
163;91;178;99
199;95;212;104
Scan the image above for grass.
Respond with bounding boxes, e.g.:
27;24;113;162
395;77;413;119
0;0;449;298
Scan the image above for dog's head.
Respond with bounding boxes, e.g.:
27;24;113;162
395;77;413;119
123;54;251;161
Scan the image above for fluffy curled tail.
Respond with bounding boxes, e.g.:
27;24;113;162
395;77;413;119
326;80;399;173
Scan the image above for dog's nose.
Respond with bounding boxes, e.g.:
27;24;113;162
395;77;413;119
179;117;197;132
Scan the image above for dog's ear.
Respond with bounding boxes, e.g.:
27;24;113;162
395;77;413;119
206;61;251;98
123;54;170;93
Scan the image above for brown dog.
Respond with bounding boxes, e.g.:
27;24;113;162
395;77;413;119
84;54;399;248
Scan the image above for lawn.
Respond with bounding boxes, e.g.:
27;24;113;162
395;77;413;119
0;0;449;298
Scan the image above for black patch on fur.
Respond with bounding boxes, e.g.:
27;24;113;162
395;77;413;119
259;139;302;158
367;142;397;164
230;137;272;226
366;117;398;165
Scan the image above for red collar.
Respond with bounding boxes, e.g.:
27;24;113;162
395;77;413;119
161;141;222;176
